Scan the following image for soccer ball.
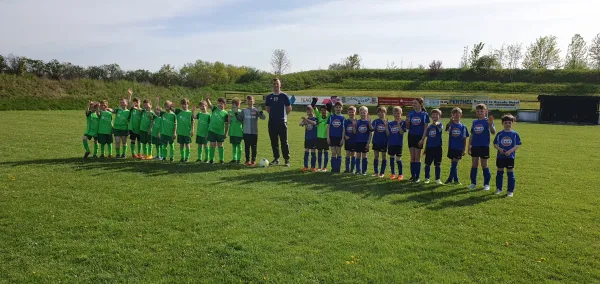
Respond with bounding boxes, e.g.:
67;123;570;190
259;158;269;167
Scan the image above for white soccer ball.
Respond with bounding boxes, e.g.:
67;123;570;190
259;158;269;167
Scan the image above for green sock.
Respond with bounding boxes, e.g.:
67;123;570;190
130;143;136;156
108;144;113;155
93;144;98;156
236;144;242;161
209;147;215;161
185;147;190;160
148;144;153;157
116;148;121;156
137;143;141;156
161;145;167;158
83;140;90;152
123;144;128;156
169;144;175;159
198;145;203;160
180;147;185;160
203;145;208;160
218;147;224;162
101;144;106;156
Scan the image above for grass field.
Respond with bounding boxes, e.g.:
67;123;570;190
1;111;599;283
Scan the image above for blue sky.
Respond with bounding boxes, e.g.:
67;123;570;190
0;0;598;73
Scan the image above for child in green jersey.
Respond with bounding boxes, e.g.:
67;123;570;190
192;100;211;163
206;93;229;164
82;101;100;158
313;102;332;172
151;107;163;160
111;97;131;159
139;99;155;160
128;89;143;159
155;97;177;162
228;97;243;164
97;100;114;158
174;98;194;162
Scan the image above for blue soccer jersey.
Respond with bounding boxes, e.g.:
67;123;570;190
387;120;407;146
447;122;469;150
372;118;388;145
355;120;372;143
494;130;522;159
408;110;430;136
471;118;493;147
304;117;318;140
328;114;345;138
344;118;356;144
425;122;443;148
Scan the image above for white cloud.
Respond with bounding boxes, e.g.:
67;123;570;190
1;0;598;72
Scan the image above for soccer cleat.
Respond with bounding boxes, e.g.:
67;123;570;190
270;159;280;166
414;179;421;183
362;171;367;176
454;182;462;186
495;189;502;195
445;179;453;185
301;167;308;172
397;175;404;181
390;174;396;180
229;160;237;164
99;155;105;159
107;155;113;158
507;192;514;197
468;184;476;190
354;171;361;175
204;160;209;163
321;168;328;172
483;185;491;191
209;160;214;164
122;154;126;158
92;155;98;159
372;173;379;177
153;156;160;160
424;179;431;184
311;168;317;172
244;161;251;166
180;159;185;163
219;160;224;164
379;174;385;178
169;157;174;162
250;162;256;166
196;159;202;163
284;159;290;167
84;152;90;159
435;179;443;185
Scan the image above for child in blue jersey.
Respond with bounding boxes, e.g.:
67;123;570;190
494;114;522;197
444;108;470;185
406;98;430;182
313;99;332;172
371;107;389;178
327;101;345;173
468;104;496;191
423;109;444;184
343;106;357;173
386;106;407;181
354;106;372;175
300;105;319;172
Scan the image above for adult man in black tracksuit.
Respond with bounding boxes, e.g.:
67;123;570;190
265;78;292;166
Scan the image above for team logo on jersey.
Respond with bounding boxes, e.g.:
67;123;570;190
428;129;437;137
451;128;461;137
391;126;399;133
474;124;485;134
501;136;512;147
411;116;422;125
376;124;386;132
358;125;368;133
306;124;314;130
346;125;354;132
332;119;342;127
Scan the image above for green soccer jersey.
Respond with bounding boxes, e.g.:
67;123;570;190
196;112;211;137
85;111;100;136
98;110;113;135
140;110;154;132
160;111;177;137
314;108;330;138
208;106;228;135
113;108;131;131
175;109;193;137
129;108;142;134
228;109;243;137
151;115;162;137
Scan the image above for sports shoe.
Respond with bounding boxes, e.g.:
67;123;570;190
184;159;189;163
362;171;367;176
121;154;126;158
153;156;160;160
435;179;443;185
379;174;385;178
244;161;251;166
414;179;421;183
445;179;453;185
284;159;290;167
507;192;514;197
343;170;351;174
250;162;256;166
311;168;317;172
495;189;502;195
397;175;404;181
371;173;379;177
483;185;491;191
100;155;105;159
354;171;361;175
107;155;113;158
321;168;328;172
196;159;202;163
219;160;224;164
180;159;185;163
169;157;174;162
408;176;415;182
468;184;476;190
424;179;431;184
84;152;90;159
209;160;214;164
271;159;280;166
301;167;308;172
92;155;98;159
454;182;462;186
116;155;125;159
204;160;209;163
390;174;396;180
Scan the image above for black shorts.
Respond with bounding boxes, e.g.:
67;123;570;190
372;143;387;152
85;135;98;141
305;139;317;150
344;142;356;152
447;148;465;160
496;158;515;169
470;146;490;159
98;134;113;145
329;136;342;147
355;142;369;153
317;138;329;151
425;146;442;166
387;145;403;156
129;132;140;141
408;134;423;149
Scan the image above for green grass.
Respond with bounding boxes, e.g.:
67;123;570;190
1;111;599;283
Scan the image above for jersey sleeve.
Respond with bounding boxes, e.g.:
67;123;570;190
265;95;272;107
424;113;430;124
401;121;407;131
493;133;500;145
515;132;522;145
224;113;229;123
463;125;470;138
283;94;291;106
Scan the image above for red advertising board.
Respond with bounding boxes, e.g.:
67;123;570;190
377;97;415;106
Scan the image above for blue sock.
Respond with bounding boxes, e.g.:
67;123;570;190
374;159;379;174
507;172;515;192
390;157;396;175
333;156;339;172
435;166;441;180
381;160;387;175
496;171;504;191
324;151;329;169
450;161;458;182
397;159;403;176
318;151;323;168
452;162;459;182
483;168;491;186
470;168;478;185
416;162;421;180
338;157;343;172
425;165;431;179
410;162;415;178
304;152;309;168
345;157;350;172
311;152;316;168
362;158;368;173
351;157;356;172
355;157;361;173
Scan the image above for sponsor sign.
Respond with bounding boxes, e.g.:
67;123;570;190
472;99;520;110
377;97;414;106
341;96;379;106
